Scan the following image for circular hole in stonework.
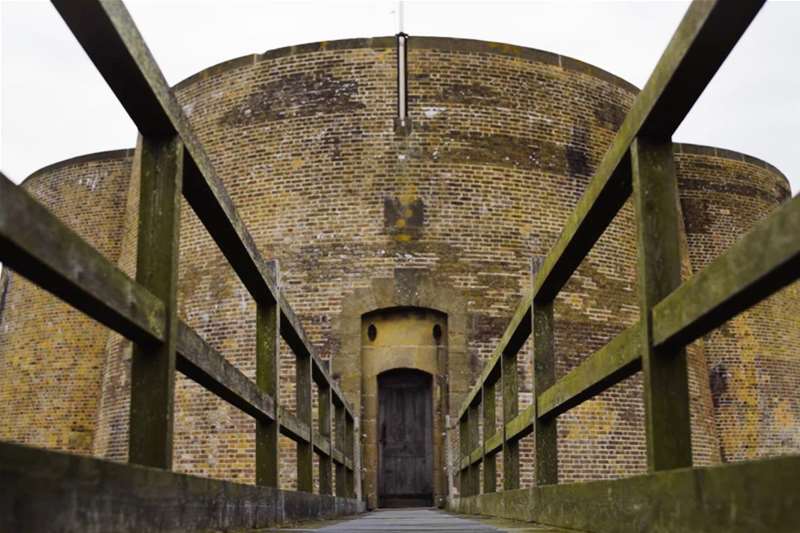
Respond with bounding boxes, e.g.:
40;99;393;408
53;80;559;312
368;324;377;342
433;324;442;341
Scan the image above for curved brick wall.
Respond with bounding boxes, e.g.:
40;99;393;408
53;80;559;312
164;37;660;488
0;150;134;454
0;37;796;495
674;144;799;461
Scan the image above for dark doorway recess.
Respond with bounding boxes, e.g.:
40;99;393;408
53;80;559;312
378;368;433;508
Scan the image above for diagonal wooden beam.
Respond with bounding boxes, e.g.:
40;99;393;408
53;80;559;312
532;0;766;303
653;193;800;350
50;0;355;417
48;0;271;306
0;172;279;429
49;0;276;302
537;324;641;420
281;299;353;418
458;294;529;419
474;186;799;456
278;406;311;444
176;322;275;423
457;0;765;423
0;172;165;346
1;168;366;465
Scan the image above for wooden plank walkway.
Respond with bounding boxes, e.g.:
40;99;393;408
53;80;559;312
264;508;577;532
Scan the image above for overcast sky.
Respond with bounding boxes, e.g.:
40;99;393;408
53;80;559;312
1;0;798;194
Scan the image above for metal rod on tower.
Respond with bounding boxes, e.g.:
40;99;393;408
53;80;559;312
397;31;408;126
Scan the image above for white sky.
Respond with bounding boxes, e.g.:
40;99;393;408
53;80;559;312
0;0;798;195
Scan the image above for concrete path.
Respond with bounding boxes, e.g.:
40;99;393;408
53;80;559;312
268;508;574;532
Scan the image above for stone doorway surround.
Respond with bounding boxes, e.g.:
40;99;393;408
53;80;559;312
334;270;470;509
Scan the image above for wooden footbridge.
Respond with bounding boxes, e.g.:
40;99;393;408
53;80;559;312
1;0;799;531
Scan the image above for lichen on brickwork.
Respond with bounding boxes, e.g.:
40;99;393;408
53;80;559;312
0;151;134;456
0;37;797;499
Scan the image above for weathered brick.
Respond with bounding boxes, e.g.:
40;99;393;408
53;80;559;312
0;38;796;502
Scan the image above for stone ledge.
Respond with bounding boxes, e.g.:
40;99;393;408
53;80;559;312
21;148;134;188
447;455;800;532
0;440;365;532
172;35;641;95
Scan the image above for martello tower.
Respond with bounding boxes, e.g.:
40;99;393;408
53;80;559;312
1;36;798;509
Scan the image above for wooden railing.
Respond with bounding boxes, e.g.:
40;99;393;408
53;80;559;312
0;0;358;501
450;1;800;530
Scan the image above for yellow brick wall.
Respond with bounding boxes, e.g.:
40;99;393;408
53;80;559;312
0;150;133;454
0;38;796;495
675;144;799;461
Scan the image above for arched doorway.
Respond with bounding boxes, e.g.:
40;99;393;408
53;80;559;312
359;306;448;509
378;369;433;507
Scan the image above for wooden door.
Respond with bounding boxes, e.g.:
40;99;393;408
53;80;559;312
378;369;433;507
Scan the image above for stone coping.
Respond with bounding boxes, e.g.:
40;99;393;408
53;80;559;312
675;142;786;180
21;148;134;188
173;35;640;93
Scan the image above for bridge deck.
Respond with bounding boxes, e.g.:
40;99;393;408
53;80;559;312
264;508;577;532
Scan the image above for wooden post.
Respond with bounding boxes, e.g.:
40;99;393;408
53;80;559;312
346;413;355;498
533;299;557;484
354;416;362;501
255;302;279;485
445;415;455;497
256;262;280;487
631;137;692;472
458;414;468;495
335;402;347;497
129;134;183;469
502;348;520;490
468;401;480;495
296;352;313;492
533;258;558;485
482;381;496;493
318;383;333;495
